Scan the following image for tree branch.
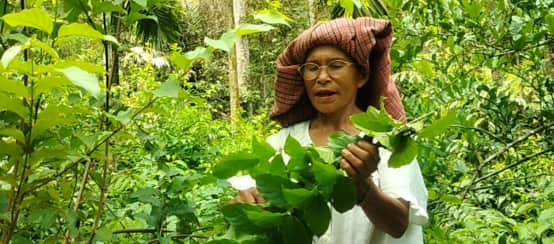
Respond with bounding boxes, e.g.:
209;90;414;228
461;121;554;199
473;150;551;185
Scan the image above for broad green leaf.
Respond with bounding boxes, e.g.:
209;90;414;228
56;61;105;74
236;24;275;36
282;187;313;208
388;136;417;168
0;191;8;213
418;109;456;138
0;77;29;98
253;9;291;27
538;207;554;225
114;109;134;125
282;216;311;244
35;76;72;95
327;131;358;156
205;30;236;52
29;148;69;167
169;52;193;71
268;154;287;178
133;0;147;8
153;79;179;98
92;1;125;14
304;196;331;237
0;141;23;158
313;146;335;164
1;45;22;68
330;176;357;213
0;94;29;119
213;152;259;179
58;23;118;44
1;8;53;34
124;11;157;24
56;67;101;97
255;174;297;208
32;104;75;140
93;226;112;242
244;208;287;228
340;0;355;17
29;37;59;60
351;106;396;134
0;128;26;145
186;46;212;61
130;187;161;206
252;137;275;162
285;135;308;171
312;160;340;186
221;204;264;234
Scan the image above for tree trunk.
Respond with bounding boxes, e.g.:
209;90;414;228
308;0;317;25
229;48;239;125
233;0;249;89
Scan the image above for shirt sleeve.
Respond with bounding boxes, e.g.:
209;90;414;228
376;148;428;225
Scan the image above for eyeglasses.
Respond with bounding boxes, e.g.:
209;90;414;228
297;60;355;81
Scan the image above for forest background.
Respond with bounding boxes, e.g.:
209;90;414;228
0;0;553;243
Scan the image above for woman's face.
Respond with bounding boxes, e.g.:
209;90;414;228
302;45;368;116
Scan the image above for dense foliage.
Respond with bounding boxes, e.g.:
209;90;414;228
0;0;552;243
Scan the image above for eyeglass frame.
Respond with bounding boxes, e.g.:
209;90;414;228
297;59;356;81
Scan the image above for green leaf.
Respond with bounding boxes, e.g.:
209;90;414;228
330;176;357;213
153;79;179;98
168;52;193;71
133;0;147;8
56;66;101;97
282;188;313;208
285;135;308;171
312;160;340;186
255;174;297;208
93;226;112;242
244;208;287;228
205;29;236;52
304;196;331;237
32;104;75;140
0;191;8;213
58;23;118;44
351;105;396;134
236;24;275;36
213;152;259;179
0;128;26;145
252;137;276;162
546;14;554;34
388;136;417;168
29;37;59;60
268;154;287;178
35;76;73;95
418;109;456;138
1;8;53;34
340;0;355;17
0;93;29;119
313;146;335;164
92;1;125;14
282;216;311;244
114;109;134;125
0;77;29;98
1;45;22;68
130;187;161;206
538;207;554;225
56;61;105;74
221;204;264;234
253;9;291;27
327;131;358;156
0;141;23;159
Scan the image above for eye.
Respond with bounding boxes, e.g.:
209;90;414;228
302;63;319;72
329;60;348;69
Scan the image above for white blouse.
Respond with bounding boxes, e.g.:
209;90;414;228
229;121;428;243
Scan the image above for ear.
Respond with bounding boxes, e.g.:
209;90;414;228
356;71;369;88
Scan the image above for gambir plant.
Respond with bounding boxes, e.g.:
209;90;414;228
212;101;456;243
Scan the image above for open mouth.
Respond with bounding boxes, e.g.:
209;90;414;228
315;90;337;97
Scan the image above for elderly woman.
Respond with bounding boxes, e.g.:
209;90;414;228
230;17;428;243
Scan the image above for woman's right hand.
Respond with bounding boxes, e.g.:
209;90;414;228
229;187;266;204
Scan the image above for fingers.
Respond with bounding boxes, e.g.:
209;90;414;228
230;187;266;204
340;141;379;179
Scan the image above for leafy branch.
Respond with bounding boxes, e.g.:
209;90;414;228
460;121;554;199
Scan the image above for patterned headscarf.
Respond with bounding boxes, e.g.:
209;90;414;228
270;17;406;127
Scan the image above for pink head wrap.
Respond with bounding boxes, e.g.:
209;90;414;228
270;17;406;127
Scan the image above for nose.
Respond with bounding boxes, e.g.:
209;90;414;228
315;66;331;84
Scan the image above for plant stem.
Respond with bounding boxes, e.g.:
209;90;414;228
62;160;93;244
